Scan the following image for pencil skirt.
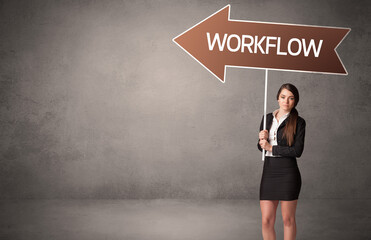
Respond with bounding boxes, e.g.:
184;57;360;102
260;156;302;201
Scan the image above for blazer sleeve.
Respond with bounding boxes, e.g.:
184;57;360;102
272;118;306;158
257;115;264;152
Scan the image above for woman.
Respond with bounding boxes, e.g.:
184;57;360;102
257;83;306;240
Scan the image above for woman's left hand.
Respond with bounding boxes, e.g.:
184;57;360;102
259;139;273;152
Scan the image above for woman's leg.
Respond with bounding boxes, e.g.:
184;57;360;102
281;200;298;240
260;200;279;240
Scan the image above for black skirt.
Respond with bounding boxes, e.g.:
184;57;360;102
260;156;302;201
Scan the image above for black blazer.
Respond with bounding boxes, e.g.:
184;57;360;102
257;113;306;158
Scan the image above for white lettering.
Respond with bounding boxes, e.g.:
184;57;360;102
254;36;266;54
288;38;302;56
276;37;287;55
207;32;227;51
241;35;254;53
265;36;277;54
206;33;323;58
227;34;241;52
302;39;323;58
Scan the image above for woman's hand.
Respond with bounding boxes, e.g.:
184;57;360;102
259;130;268;140
259;139;273;152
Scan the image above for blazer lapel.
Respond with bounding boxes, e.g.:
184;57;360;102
277;116;289;130
266;113;273;130
266;113;289;131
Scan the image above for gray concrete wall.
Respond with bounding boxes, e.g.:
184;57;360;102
0;0;370;199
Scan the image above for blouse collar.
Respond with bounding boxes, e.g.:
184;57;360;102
273;109;290;120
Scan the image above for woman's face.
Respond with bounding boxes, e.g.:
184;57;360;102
277;88;295;112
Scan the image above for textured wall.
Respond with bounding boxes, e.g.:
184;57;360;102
0;0;370;199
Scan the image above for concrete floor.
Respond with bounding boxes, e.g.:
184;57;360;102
0;199;370;240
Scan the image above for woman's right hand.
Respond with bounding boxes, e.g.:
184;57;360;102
259;130;268;140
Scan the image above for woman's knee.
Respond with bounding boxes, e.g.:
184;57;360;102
282;216;295;227
260;200;278;228
262;216;275;228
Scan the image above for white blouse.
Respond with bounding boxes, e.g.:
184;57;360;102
265;109;290;157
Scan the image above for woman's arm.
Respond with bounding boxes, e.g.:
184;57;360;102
257;115;264;152
272;118;306;158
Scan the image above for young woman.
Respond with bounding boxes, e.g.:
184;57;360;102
257;83;306;240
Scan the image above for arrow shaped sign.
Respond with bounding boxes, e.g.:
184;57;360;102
173;5;350;83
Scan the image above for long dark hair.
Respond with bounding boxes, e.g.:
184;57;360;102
276;83;299;146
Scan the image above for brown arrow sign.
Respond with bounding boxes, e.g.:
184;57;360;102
173;5;350;83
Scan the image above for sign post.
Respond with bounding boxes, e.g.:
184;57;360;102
173;5;350;161
263;69;268;161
